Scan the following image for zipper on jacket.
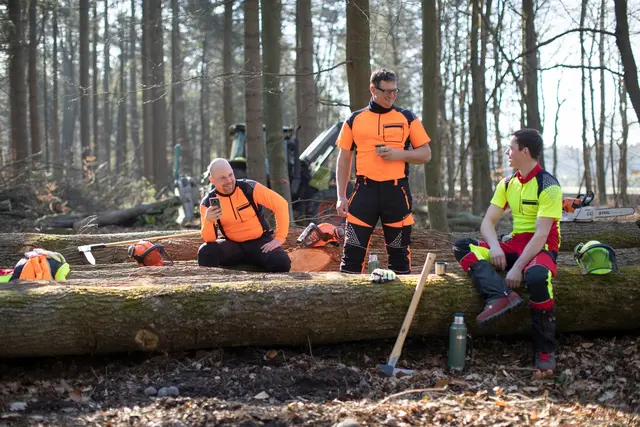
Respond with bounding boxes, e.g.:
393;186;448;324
229;196;238;220
378;114;381;136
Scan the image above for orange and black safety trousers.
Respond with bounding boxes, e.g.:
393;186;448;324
453;233;557;353
341;176;413;274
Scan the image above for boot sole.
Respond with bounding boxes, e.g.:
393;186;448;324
476;295;524;326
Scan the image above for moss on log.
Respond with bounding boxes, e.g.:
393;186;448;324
1;266;639;358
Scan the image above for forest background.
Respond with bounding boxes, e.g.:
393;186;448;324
0;0;639;232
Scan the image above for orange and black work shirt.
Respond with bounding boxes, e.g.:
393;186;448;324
336;100;431;181
200;179;290;244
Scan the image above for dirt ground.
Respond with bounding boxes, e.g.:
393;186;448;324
0;332;638;426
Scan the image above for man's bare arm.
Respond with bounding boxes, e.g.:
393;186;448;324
481;204;504;249
336;148;353;199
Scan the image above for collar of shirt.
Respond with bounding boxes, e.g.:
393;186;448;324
368;99;393;114
515;163;542;184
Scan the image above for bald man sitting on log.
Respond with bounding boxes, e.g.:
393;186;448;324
198;159;291;272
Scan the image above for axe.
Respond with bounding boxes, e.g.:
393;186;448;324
76;231;201;264
378;252;436;378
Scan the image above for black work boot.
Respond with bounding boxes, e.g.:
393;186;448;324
532;306;557;372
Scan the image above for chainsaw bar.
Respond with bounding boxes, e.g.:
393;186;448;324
561;206;635;222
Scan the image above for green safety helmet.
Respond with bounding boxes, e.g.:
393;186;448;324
573;240;618;275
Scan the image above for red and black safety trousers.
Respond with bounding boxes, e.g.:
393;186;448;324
453;233;557;353
341;175;413;274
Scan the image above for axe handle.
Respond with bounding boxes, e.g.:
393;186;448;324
386;252;437;367
101;231;201;248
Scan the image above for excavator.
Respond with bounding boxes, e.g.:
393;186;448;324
226;123;343;221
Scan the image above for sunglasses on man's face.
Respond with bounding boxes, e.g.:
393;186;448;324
375;86;400;95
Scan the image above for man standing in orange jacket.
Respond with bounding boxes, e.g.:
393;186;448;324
335;68;432;274
198;158;291;272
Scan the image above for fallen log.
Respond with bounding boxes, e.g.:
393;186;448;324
0;220;638;267
1;266;639;358
36;197;181;230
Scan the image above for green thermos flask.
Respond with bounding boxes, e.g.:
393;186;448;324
448;312;468;372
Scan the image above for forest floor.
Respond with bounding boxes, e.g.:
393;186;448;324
1;333;639;426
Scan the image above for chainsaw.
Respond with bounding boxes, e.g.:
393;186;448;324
561;190;635;222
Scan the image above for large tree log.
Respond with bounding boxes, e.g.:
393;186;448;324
0;221;638;267
1;266;639;358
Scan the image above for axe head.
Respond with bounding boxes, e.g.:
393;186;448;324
378;363;414;378
78;245;96;265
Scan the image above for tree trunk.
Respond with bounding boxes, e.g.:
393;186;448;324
446;7;459;200
579;0;592;192
552;80;564;178
52;5;61;178
200;38;211;174
80;0;91;171
116;16;127;175
469;0;492;215
618;78;629;207
613;0;640;125
422;0;448;231
28;0;41;164
102;0;111;173
595;0;607;206
8;0;28;171
171;0;191;176
262;0;293;213
2;265;640;358
148;0;168;187
223;0;234;159
92;0;99;165
346;0;371;111
3;220;639;268
130;0;142;180
41;4;49;168
522;0;543;166
61;28;78;169
492;0;504;183
244;0;267;184
295;0;317;152
459;63;469;202
141;0;154;181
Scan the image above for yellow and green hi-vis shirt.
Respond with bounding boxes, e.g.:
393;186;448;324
490;164;563;252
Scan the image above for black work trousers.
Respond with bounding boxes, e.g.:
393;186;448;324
198;234;291;273
341;176;413;274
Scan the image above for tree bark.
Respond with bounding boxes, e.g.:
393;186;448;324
346;0;371;111
579;0;592;192
522;0;543;166
102;0;112;173
2;265;640;358
92;0;99;165
422;0;448;232
244;0;267;184
200;38;211;174
116;15;127;175
52;5;61;178
130;0;142;180
618;78;629;206
80;0;91;171
262;0;293;212
8;0;28;171
295;0;317;152
28;0;41;164
469;0;492;214
148;0;168;187
223;0;234;159
171;0;191;176
141;0;154;181
613;0;640;125
42;5;49;168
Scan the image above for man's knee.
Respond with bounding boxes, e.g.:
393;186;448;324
197;242;221;267
525;265;553;303
453;238;477;261
265;249;291;273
